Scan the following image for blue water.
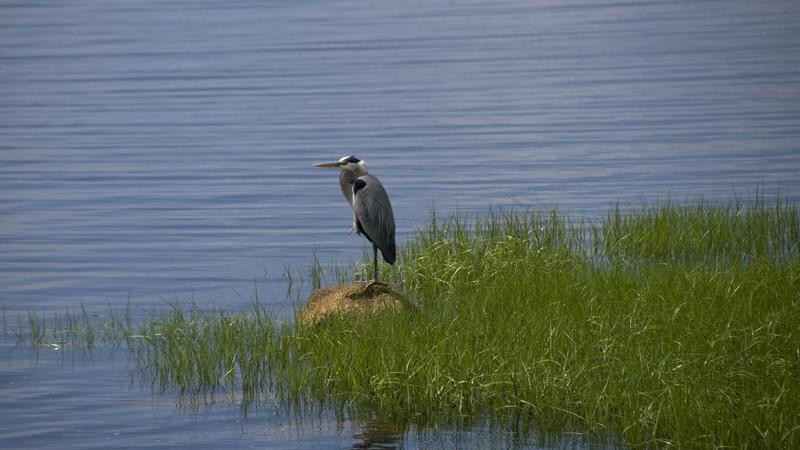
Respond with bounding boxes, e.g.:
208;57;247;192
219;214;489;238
1;0;799;448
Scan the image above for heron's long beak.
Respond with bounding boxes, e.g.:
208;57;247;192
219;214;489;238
313;161;343;168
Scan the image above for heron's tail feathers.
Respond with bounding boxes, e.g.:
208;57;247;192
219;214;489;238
380;244;396;265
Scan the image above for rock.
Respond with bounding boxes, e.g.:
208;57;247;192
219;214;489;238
299;281;417;328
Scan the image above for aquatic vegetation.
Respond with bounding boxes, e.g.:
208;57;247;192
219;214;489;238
10;195;800;449
602;193;799;265
303;196;799;448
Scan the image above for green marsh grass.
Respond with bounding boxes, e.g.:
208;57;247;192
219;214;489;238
11;196;800;448
602;194;799;265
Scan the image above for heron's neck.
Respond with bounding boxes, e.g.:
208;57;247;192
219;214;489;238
339;166;368;204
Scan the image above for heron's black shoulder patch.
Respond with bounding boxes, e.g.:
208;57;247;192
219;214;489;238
343;155;361;164
353;178;367;195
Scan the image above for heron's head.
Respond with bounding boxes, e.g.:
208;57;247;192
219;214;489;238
313;155;367;173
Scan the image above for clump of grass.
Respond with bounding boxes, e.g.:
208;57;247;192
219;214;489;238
288;199;799;448
12;194;800;449
12;303;134;351
131;303;282;396
602;194;799;265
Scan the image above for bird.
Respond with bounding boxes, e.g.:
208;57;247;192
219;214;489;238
313;155;396;282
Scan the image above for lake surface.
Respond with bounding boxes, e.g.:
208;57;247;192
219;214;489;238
1;0;799;448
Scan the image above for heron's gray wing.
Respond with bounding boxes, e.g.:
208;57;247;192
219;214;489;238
353;174;396;264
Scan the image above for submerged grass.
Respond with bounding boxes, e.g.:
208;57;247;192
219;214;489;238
11;195;800;449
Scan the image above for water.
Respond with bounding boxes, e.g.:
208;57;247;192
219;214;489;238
0;347;397;450
1;0;799;448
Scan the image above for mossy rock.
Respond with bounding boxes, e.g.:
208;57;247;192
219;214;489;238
299;281;417;328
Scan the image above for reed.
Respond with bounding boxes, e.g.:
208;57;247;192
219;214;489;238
11;195;799;449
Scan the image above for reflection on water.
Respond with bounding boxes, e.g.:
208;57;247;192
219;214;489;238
0;341;604;450
351;420;406;450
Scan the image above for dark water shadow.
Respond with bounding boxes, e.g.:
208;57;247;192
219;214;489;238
350;419;406;449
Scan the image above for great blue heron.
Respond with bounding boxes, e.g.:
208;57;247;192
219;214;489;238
313;155;396;282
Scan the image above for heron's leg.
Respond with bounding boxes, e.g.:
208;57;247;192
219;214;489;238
373;245;379;282
347;213;360;235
